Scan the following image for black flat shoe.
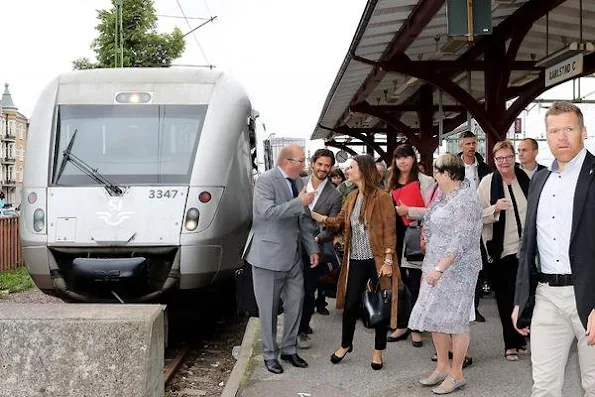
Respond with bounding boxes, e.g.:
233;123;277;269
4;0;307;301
371;360;383;370
280;353;308;368
387;329;410;342
330;346;353;364
317;307;330;315
264;359;283;374
412;340;424;348
475;310;486;323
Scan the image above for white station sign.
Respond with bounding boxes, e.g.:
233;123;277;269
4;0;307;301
545;53;584;88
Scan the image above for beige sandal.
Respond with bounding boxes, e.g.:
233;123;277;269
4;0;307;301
431;375;466;394
505;349;519;361
419;370;449;386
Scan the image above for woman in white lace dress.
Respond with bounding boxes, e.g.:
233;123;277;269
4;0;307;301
408;153;482;395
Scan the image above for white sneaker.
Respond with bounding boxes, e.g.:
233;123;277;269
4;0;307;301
297;333;312;349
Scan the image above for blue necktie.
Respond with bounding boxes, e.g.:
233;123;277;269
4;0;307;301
287;178;298;198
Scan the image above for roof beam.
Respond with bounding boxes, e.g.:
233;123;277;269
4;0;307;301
334;127;391;135
344;0;445;121
461;0;569;62
353;54;500;141
319;124;387;159
366;104;465;112
404;60;540;71
504;52;595;133
351;102;422;147
325;140;358;156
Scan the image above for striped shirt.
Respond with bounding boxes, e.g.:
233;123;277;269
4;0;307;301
350;195;374;260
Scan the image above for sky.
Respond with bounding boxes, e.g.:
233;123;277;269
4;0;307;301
0;0;366;147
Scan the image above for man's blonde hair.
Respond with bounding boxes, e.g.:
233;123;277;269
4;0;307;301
545;101;585;129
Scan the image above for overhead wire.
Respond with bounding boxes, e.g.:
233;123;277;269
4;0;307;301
174;0;210;64
157;14;210;21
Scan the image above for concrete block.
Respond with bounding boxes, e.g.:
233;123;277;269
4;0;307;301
0;304;165;397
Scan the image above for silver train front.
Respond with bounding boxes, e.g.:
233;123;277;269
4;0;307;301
19;67;255;302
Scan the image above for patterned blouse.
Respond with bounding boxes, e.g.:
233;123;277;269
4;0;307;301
349;195;374;260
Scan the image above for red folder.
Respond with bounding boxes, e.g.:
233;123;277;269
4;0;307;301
391;181;425;226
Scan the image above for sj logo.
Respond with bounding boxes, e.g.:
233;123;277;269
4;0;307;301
96;199;134;226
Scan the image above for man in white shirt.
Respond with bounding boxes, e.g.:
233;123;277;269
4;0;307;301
513;101;595;397
517;138;546;179
458;131;490;190
298;149;342;348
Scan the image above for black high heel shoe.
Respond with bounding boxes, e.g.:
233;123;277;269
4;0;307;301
330;346;353;364
371;360;383;370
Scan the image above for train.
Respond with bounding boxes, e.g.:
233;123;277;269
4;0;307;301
19;67;258;303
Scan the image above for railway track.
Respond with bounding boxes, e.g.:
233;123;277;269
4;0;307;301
164;345;191;385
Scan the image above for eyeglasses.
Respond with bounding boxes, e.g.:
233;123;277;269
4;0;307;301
494;155;514;163
287;158;305;164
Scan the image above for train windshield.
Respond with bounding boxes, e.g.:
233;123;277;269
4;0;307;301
52;105;207;185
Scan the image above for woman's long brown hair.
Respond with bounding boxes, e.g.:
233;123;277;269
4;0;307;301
352;154;381;222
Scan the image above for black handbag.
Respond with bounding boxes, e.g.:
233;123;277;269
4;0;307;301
404;225;424;262
321;241;340;273
361;278;391;328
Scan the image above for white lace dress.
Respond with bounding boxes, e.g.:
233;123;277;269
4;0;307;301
408;180;482;334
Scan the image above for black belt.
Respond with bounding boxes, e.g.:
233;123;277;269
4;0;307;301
537;273;573;287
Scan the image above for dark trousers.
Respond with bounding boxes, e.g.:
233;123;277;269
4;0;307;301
299;253;324;333
488;255;527;350
397;266;421;329
314;287;326;310
474;269;486;310
342;258;387;351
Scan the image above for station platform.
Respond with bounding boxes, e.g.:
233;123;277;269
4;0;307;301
234;295;583;397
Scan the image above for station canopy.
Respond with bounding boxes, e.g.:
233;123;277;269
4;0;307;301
311;0;595;163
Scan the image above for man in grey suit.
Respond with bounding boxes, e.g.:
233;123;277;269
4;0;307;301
298;148;343;348
243;144;320;374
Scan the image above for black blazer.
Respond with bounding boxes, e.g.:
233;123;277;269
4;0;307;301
515;162;547;173
515;151;595;329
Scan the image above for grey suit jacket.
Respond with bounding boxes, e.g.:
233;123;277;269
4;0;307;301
243;167;319;271
301;177;343;243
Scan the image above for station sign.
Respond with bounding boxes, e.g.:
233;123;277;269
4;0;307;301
545;53;583;88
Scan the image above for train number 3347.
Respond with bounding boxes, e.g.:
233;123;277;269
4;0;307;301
148;189;179;199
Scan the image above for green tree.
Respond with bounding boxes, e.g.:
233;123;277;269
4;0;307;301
73;0;185;69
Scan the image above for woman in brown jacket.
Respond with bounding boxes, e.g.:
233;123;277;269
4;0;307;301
311;154;398;370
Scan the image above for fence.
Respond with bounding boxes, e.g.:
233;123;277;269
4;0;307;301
0;217;22;271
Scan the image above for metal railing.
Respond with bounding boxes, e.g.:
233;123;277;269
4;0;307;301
0;217;22;271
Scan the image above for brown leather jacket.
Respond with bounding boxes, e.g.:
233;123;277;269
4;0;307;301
325;187;399;329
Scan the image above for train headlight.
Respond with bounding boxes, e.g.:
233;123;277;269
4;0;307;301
114;91;153;104
33;208;45;232
185;207;199;231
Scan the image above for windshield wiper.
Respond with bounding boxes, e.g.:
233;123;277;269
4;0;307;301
54;129;123;196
